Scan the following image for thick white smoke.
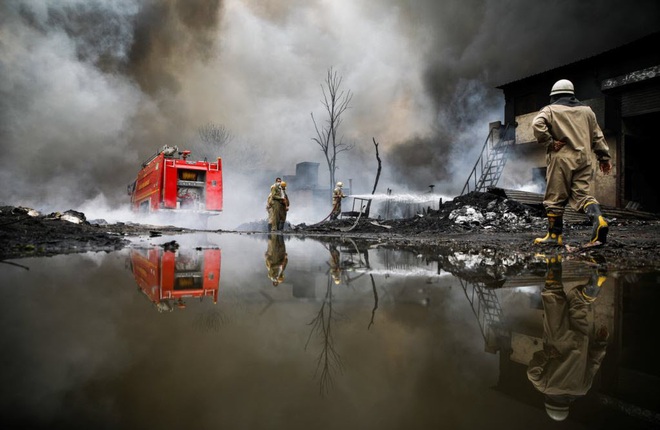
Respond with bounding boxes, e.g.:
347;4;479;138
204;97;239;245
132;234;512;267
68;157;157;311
1;0;658;229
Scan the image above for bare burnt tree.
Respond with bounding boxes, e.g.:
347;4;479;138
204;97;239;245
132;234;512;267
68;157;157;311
371;137;382;195
311;67;354;192
192;122;233;160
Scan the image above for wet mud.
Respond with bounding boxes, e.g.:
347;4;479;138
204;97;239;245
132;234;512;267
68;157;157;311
2;190;659;273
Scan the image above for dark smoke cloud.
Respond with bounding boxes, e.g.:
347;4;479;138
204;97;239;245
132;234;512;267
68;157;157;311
0;0;223;211
127;0;222;95
382;0;660;192
0;0;658;226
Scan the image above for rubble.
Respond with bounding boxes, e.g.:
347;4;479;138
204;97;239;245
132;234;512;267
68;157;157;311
296;191;544;234
292;191;660;271
0;205;188;260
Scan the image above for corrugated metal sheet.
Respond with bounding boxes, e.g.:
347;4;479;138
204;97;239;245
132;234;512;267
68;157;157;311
490;187;660;223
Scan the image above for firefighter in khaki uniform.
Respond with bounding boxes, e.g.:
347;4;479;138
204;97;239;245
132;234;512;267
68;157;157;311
330;181;346;220
266;178;281;232
532;79;612;246
279;181;290;230
267;179;287;231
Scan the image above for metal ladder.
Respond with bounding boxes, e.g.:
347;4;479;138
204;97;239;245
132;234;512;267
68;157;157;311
461;122;515;195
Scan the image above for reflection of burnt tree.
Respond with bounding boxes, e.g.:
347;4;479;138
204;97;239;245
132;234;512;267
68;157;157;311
305;276;344;395
368;274;378;329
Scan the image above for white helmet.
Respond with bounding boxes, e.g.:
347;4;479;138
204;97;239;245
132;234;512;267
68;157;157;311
336;182;343;188
550;79;574;96
545;403;569;421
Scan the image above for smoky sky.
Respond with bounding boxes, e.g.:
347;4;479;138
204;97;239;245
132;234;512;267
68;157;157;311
1;0;659;226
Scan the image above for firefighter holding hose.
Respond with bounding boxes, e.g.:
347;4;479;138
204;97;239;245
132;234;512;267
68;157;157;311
330;181;346;220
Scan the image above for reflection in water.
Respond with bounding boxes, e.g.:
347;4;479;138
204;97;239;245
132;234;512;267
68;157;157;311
323;239;371;286
264;233;288;286
2;233;660;429
527;254;609;422
328;243;341;284
129;245;221;312
305;275;344;396
324;240;379;329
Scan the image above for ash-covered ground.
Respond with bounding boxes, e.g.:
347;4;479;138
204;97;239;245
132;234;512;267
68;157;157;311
2;191;659;271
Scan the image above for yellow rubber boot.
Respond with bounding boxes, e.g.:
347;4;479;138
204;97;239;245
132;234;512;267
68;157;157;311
534;215;563;245
585;203;608;244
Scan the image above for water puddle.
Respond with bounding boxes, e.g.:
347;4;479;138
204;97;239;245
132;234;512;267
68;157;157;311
1;232;658;429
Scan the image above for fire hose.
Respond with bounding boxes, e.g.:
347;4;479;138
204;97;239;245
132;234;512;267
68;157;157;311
310;201;365;233
311;201;341;226
339;209;364;232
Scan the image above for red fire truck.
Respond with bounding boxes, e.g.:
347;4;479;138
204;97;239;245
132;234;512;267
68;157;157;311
127;145;223;217
129;246;221;312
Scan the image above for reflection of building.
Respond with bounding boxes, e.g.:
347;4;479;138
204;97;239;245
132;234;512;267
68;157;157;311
129;247;221;312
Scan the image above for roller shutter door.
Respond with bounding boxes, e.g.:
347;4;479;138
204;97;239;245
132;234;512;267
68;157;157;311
621;83;660;117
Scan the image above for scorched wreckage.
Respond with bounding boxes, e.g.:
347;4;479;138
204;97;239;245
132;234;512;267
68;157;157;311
127;145;223;220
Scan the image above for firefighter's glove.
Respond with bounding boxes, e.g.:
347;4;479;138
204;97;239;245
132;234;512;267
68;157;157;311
596;325;609;342
599;160;612;175
550;140;566;152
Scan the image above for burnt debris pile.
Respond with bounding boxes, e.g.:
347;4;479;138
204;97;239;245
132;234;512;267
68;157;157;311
297;191;545;234
0;206;129;259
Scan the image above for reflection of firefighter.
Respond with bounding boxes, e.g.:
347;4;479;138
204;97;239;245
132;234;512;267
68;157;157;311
329;244;341;284
527;255;609;422
265;233;288;286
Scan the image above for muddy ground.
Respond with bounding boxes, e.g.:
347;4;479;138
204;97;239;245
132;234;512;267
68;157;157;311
1;191;659;272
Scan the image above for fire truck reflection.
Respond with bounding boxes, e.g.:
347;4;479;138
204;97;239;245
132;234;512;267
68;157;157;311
129;247;221;312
